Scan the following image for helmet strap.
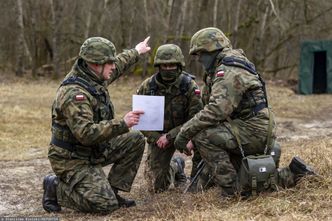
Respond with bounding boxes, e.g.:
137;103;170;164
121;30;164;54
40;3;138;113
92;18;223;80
99;64;105;78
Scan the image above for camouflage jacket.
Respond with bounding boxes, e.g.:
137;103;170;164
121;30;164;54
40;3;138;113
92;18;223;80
179;48;275;141
136;72;203;143
51;49;139;149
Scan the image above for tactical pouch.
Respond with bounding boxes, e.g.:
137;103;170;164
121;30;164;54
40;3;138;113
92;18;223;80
239;155;278;196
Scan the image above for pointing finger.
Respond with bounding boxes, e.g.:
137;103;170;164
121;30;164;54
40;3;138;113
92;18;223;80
144;36;150;44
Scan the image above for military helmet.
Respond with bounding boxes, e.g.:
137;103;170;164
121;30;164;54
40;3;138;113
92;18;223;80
79;37;117;64
189;27;231;55
154;44;185;67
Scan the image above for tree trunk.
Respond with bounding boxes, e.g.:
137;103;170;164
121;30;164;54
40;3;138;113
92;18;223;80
213;0;219;27
164;0;174;43
50;0;61;78
176;0;188;45
28;0;37;78
97;0;109;35
84;0;93;39
232;0;242;48
119;0;127;49
15;0;25;76
142;0;151;79
253;5;269;68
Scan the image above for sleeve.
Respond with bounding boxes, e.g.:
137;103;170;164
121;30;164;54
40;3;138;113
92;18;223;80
61;86;129;146
107;49;140;85
166;79;204;141
179;69;247;139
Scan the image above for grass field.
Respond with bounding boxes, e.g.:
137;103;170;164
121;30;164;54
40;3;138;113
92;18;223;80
0;75;331;220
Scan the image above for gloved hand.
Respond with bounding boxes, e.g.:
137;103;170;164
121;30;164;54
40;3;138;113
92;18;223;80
174;133;191;155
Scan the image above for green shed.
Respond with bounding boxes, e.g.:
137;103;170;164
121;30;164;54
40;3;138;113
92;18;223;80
299;40;332;94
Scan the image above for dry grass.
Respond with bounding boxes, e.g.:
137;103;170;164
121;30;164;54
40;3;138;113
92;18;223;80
0;76;331;220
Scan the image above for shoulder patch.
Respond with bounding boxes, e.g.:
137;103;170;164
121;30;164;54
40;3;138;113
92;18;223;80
75;94;85;101
194;89;201;95
216;71;225;77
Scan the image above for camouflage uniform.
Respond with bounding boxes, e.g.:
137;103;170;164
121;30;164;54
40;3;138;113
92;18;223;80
175;28;295;194
136;44;203;192
48;37;145;213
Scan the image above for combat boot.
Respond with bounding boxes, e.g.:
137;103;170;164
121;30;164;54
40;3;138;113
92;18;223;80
112;187;136;208
42;175;61;212
172;156;187;187
289;156;316;182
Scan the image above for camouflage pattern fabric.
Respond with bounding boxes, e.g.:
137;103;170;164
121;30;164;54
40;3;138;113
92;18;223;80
143;144;181;193
189;27;231;55
176;47;295;191
49;131;144;213
154;44;185;67
79;37;117;64
137;72;203;192
48;48;144;213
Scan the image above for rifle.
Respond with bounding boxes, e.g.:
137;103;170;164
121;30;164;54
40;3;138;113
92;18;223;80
183;159;205;193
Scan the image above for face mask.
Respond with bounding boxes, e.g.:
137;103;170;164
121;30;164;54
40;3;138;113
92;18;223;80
159;69;179;82
198;51;218;72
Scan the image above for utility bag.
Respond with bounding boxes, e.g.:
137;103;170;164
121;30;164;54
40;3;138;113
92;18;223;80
239;154;278;195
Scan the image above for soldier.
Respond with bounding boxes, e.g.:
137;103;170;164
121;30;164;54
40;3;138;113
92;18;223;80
42;36;151;213
174;27;315;196
136;44;203;193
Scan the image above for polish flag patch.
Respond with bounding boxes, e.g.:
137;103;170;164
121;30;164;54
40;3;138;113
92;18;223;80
194;89;201;95
75;94;85;101
216;71;225;77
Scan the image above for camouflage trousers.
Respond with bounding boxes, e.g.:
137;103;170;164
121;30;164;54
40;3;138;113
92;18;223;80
144;141;200;193
192;122;295;191
48;130;145;213
144;143;179;193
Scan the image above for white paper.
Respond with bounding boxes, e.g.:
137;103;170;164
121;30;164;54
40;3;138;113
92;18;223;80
132;95;164;131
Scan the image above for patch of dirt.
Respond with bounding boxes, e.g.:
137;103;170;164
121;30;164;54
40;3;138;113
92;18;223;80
277;117;332;142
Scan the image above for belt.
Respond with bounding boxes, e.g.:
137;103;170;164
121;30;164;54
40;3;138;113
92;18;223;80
50;136;75;152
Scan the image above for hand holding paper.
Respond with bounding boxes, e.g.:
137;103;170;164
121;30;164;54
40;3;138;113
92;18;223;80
124;110;145;128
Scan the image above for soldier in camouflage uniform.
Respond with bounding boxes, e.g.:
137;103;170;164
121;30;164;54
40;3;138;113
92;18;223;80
136;44;203;192
174;27;315;196
42;36;151;213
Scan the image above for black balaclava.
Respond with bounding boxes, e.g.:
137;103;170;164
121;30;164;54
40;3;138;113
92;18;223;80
198;50;220;73
159;66;181;84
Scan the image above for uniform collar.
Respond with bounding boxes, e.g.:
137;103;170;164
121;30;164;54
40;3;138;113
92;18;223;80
75;58;105;86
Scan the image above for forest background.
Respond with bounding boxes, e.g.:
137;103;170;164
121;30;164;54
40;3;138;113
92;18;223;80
1;0;332;80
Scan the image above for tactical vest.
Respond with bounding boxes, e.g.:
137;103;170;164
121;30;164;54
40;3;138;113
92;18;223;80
148;72;194;132
224;56;268;119
51;76;114;157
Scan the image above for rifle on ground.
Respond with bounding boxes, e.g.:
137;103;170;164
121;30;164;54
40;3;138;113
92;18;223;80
183;159;205;194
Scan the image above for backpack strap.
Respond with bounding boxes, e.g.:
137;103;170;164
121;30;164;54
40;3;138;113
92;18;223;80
61;76;100;97
221;56;257;75
148;75;158;95
179;72;194;95
251;176;257;196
